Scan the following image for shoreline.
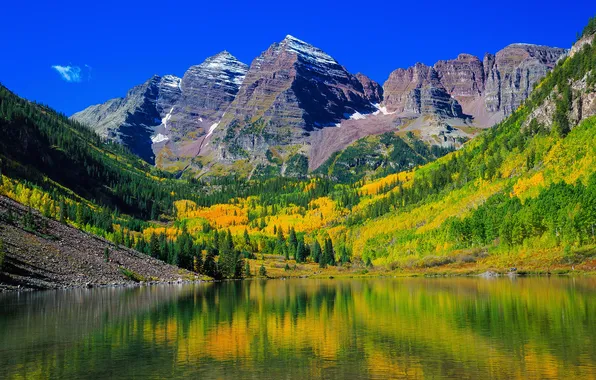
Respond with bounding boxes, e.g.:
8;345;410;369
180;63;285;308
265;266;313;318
3;267;594;293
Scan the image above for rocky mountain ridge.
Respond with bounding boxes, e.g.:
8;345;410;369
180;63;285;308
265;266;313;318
71;36;567;177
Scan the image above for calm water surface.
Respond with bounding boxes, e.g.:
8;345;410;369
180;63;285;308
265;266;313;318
0;278;595;379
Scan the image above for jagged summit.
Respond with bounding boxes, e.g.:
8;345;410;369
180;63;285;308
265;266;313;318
279;34;337;65
190;51;248;85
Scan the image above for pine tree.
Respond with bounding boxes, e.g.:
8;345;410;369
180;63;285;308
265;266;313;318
259;264;267;277
218;230;238;279
104;247;110;262
58;198;67;224
288;227;297;252
312;240;322;263
203;247;219;278
323;238;335;266
296;240;306;263
23;206;35;231
243;229;251;246
149;233;160;258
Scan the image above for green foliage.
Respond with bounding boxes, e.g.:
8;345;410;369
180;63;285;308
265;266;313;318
312;240;322;263
119;267;145;282
284;154;308;178
104;247;110;262
23;206;36;231
580;16;596;39
259;264;267;277
316;132;455;183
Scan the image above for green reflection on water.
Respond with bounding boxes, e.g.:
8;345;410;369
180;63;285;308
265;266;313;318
0;277;594;379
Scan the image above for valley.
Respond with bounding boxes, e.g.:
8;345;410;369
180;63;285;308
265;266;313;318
0;18;595;289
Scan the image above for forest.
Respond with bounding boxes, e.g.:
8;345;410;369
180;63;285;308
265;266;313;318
0;28;595;278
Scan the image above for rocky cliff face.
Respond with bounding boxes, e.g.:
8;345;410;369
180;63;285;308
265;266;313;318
355;73;383;104
434;54;485;101
383;63;465;118
483;44;567;114
165;52;247;143
383;44;566;126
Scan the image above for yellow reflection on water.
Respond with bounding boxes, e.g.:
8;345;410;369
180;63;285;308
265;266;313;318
0;278;595;379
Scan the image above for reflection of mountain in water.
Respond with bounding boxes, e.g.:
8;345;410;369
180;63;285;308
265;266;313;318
0;278;595;379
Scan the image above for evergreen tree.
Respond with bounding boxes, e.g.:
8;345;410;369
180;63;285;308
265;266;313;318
23;206;35;231
312;240;322;263
104;247;110;262
296;240;306;263
259;264;267;277
194;247;204;273
288;227;298;252
243;229;251;246
149;233;160;258
323;238;335;266
203;247;219;278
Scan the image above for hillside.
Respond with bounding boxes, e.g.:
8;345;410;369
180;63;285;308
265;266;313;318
0;196;196;291
124;24;595;276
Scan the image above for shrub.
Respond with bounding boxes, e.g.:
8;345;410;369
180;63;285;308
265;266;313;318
420;255;455;268
119;267;145;282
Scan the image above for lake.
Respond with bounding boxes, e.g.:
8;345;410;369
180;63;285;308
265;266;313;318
1;278;595;379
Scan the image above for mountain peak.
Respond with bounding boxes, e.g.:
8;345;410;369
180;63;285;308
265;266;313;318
278;34;337;65
283;34;302;42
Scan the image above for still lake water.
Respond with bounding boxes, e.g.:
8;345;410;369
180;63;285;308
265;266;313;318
0;278;595;379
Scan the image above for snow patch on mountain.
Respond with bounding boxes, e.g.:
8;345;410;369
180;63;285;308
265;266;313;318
151;133;169;143
372;103;395;116
161;75;181;89
199;51;248;86
206;122;219;138
162;107;174;129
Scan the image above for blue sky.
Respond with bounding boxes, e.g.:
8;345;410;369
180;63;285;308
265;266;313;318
2;0;594;116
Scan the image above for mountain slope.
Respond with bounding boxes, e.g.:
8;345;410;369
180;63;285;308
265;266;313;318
138;24;596;274
0;84;197;219
71;37;565;181
0;195;194;290
71;75;182;163
336;33;596;265
72;52;248;170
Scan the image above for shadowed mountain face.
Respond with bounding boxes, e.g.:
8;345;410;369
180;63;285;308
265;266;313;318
71;75;182;164
71;37;566;176
72;52;247;168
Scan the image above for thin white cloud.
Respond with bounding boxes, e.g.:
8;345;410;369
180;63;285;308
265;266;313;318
51;65;83;82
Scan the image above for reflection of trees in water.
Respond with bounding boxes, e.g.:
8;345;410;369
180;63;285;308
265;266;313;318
0;279;595;379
